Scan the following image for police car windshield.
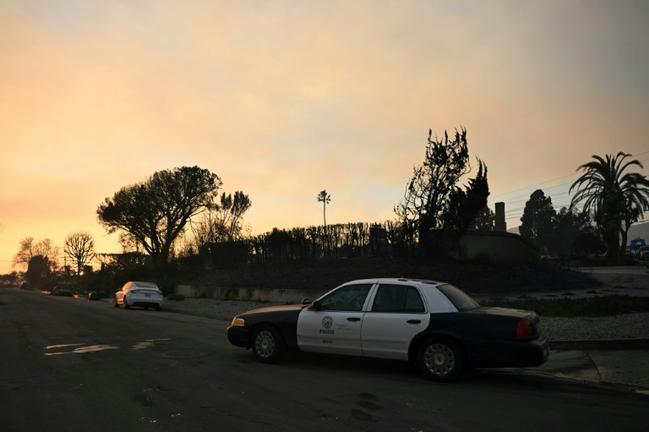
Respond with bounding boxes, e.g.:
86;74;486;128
437;284;480;311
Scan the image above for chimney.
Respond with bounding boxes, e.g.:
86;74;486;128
495;202;507;232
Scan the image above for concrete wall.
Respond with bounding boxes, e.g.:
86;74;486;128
456;231;538;264
176;283;324;303
212;286;324;303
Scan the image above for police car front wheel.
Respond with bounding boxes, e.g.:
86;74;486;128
417;339;465;382
252;325;284;363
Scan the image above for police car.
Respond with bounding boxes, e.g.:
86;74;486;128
227;278;549;381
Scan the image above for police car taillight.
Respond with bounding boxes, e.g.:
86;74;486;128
515;319;536;339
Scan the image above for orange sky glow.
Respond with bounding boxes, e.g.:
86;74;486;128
1;1;648;273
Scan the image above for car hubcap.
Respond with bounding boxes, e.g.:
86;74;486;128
423;343;455;376
255;330;275;358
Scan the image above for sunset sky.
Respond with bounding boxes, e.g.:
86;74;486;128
1;0;648;273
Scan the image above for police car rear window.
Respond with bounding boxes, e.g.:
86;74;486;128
436;284;480;311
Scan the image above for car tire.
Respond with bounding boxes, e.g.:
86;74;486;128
113;298;119;308
417;338;465;382
251;325;284;364
155;305;161;311
123;298;129;309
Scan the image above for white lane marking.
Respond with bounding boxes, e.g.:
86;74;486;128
132;341;154;350
44;344;119;356
131;338;171;350
44;343;85;350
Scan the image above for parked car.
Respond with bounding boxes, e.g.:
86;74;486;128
227;278;549;381
114;281;163;310
51;285;73;297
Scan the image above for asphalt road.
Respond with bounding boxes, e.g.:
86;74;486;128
1;288;648;432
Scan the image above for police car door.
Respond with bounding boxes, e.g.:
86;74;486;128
297;283;375;356
361;283;430;360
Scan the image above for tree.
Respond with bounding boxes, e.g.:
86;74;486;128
63;232;96;275
547;207;591;259
442;160;490;232
317;190;332;227
97;166;222;269
395;128;470;246
470;206;495;232
13;237;59;271
25;255;53;289
192;191;252;248
520;189;556;253
570;152;649;263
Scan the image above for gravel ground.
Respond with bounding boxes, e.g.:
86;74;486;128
539;313;649;341
163;298;283;322
164;298;649;341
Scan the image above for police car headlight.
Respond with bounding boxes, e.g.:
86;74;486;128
230;316;245;327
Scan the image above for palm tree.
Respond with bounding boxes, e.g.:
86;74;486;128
570;152;649;263
317;190;332;227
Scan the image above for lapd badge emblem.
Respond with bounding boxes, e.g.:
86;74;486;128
319;316;334;334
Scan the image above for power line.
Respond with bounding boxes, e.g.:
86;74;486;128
491;173;578;200
492;153;649;202
499;152;649;224
504;190;570;206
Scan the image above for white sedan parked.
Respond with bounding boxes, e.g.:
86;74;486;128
114;281;164;311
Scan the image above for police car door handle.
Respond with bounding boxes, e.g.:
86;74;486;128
347;317;361;322
407;319;421;324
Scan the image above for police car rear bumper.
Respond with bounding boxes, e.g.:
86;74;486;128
470;337;549;367
227;326;251;348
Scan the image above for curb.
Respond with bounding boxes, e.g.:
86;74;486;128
493;369;649;396
549;338;649;350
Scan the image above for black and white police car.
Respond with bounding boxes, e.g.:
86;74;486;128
227;278;549;381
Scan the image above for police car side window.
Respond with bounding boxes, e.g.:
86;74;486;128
372;284;425;313
319;284;372;311
404;287;425;312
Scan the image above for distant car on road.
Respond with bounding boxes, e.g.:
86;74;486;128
87;290;103;300
114;281;163;311
51;285;73;297
639;246;649;260
630;238;647;256
227;278;549;381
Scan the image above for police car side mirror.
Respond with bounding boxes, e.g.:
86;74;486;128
301;297;311;305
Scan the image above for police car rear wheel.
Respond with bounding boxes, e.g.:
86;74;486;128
417;339;464;382
252;325;283;363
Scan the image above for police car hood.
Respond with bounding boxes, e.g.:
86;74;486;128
240;304;306;316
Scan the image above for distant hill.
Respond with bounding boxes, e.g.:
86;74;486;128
507;225;520;235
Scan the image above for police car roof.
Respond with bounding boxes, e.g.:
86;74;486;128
131;281;160;288
343;278;444;286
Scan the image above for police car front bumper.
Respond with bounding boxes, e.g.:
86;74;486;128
227;326;251;348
